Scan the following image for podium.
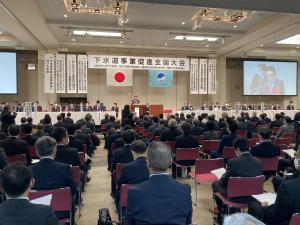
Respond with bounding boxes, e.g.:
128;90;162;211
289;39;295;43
131;105;147;117
150;104;163;116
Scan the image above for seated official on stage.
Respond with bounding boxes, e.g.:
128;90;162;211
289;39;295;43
212;138;263;222
0;164;59;225
287;101;295;110
124;142;192;225
131;95;140;105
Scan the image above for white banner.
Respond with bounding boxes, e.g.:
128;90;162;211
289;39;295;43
88;55;189;71
55;54;65;93
190;58;199;94
199;59;208;94
208;58;217;94
77;55;88;93
44;54;55;93
67;54;77;93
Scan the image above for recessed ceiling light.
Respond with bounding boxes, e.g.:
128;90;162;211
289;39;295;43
206;44;210;48
73;30;86;35
0;31;2;35
174;35;218;42
72;38;76;42
181;22;186;25
64;14;68;18
276;34;300;45
73;30;122;37
164;42;168;46
234;25;238;29
297;46;299;49
120;40;123;44
260;44;264;47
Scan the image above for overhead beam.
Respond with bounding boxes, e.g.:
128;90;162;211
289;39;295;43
126;0;300;14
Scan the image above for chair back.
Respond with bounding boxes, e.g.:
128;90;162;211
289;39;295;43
116;163;123;181
120;184;132;208
289;213;300;225
248;138;258;148
252;133;260;140
78;152;85;167
7;154;26;165
257;157;278;172
29;188;72;212
275;137;291;146
202;140;221;154
165;141;176;153
195;158;224;174
100;124;107;132
176;148;199;161
142;129;149;138
111;143;116;153
227;175;265;199
197;135;204;145
153;136;160;141
272;127;280;134
83;144;88;154
237;130;247;137
223;147;236;160
137;127;144;134
283;132;296;143
71;166;81;184
29;146;38;158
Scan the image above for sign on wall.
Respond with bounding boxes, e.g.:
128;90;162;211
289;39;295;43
148;70;173;87
208;58;217;94
44;54;55;93
106;68;133;86
199;59;208;94
88;55;189;71
190;58;199;94
77;55;88;93
55;54;66;93
67;54;77;93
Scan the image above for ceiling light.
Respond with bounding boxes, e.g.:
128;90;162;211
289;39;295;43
206;44;210;48
297;46;300;49
164;42;168;46
0;31;2;35
174;35;218;42
72;38;76;42
73;30;86;35
120;40;123;44
276;34;300;45
64;14;68;18
87;31;122;37
181;22;186;25
260;44;264;47
221;37;225;44
234;25;238;28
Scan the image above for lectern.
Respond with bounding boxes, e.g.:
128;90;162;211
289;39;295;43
131;105;147;117
150;104;163;116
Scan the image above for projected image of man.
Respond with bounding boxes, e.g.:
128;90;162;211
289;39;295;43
250;64;266;94
259;66;284;95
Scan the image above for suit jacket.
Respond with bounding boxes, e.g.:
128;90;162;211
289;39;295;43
264;175;300;225
55;145;80;166
0;147;7;170
160;128;182;142
101;118;110;125
0;199;59;225
63;117;74;125
148;123;159;133
153;126;167;137
287;105;295;110
68;136;84;152
0;112;16;132
218;152;263;187
117;156;149;189
43;125;54;135
112;145;134;171
22;134;38;146
271;120;284;129
0;137;31;165
192;126;205;136
175;134;198;149
203;131;219;140
250;141;280;158
31;158;76;195
276;124;295;138
75;131;90;146
217;133;238;154
125;174;192;225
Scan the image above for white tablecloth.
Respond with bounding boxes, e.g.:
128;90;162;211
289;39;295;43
15;111;116;125
176;110;299;120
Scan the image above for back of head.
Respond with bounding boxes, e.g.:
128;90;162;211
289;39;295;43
20;117;26;124
26;117;33;124
233;137;249;152
181;121;192;135
67;124;76;135
122;129;136;144
228;121;238;133
259;128;272;140
152;116;159;123
23;123;33;135
159;113;163;119
147;142;171;172
275;113;281;120
206;120;215;131
36;123;44;131
67;112;71;117
131;140;147;155
109;115;116;122
186;114;191;120
159;119;165;126
35;136;57;158
52;127;67;143
60;113;65;119
75;121;84;130
44;116;51;125
0;163;32;197
192;118;199;126
8;124;20;136
57;115;62;121
168;118;177;129
85;113;92;121
285;116;292;124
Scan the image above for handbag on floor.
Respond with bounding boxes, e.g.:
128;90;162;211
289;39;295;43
97;208;119;225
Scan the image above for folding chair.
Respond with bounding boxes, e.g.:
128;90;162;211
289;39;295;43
111;143;117;156
197;135;204;146
7;154;26;165
119;184;132;222
248;138;259;149
71;166;82;216
272;127;280;135
201;140;221;157
223;147;236;161
83;144;88;154
290;213;300;225
78;152;85;167
214;175;265;215
189;158;224;206
165;141;176;154
257;157;278;179
29;146;38;159
29;188;72;224
173;148;199;179
116;163;123;181
275;138;291;147
142;129;150;140
237;130;247;137
283;132;297;144
100;124;107;133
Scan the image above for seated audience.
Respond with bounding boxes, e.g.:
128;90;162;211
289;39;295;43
212;138;263;222
124;142;192;225
276;116;295;138
192;118;205;136
67;124;84;152
271;113;284;129
148;116;159;133
101;113;110;125
22;123;38;146
152;119;167;137
106;122;122;170
0;147;7;169
160;119;182;142
33;123;48;139
0;163;59;225
63;112;74;125
0;125;31;165
203;121;219;140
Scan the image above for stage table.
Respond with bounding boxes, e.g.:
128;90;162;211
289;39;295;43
176;110;299;120
15;111;116;125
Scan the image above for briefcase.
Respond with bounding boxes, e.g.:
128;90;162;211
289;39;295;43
97;208;119;225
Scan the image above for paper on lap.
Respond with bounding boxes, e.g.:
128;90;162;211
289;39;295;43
252;193;277;206
30;194;52;206
282;149;296;158
211;168;226;179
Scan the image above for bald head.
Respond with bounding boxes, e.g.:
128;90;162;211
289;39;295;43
147;142;172;173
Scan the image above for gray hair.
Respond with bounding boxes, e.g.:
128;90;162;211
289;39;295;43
147;142;172;172
223;213;265;225
168;118;177;128
35;136;57;158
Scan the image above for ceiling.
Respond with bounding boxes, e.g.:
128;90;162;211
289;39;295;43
0;0;300;58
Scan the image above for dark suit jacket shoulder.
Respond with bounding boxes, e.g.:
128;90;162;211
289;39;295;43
250;141;280;158
175;135;198;149
55;145;80;166
112;145;134;170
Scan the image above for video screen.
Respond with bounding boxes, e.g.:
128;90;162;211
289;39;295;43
0;52;17;94
243;60;297;96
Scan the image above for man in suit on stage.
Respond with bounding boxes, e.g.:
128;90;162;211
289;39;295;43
258;66;284;95
0;163;59;225
124;141;192;225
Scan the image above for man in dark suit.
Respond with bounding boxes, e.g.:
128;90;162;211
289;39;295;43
52;127;80;167
249;158;300;225
101;113;110;125
0;106;17;133
0;125;31;165
107;122;122;170
124;141;192;225
251;128;280;158
43;116;54;135
152;119;167;137
160;118;182;142
67;124;84;152
148;116;159;133
287;101;295;110
203;121;219;140
276;116;295;138
271;113;284;129
212;138;263;221
22;123;38;146
33;123;48;139
0;163;59;225
74;121;92;155
63;112;74;125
